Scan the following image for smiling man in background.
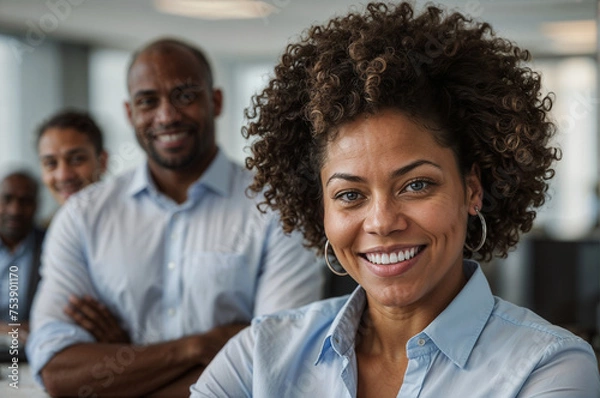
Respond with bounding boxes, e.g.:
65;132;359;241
27;38;324;397
36;110;108;206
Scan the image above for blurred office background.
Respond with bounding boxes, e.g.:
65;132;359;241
0;0;598;341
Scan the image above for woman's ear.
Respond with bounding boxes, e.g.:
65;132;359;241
465;164;483;215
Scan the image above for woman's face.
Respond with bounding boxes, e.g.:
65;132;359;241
321;109;482;312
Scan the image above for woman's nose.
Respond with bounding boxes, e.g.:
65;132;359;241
362;196;408;236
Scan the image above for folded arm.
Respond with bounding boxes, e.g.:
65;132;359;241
64;295;131;344
41;322;247;397
146;365;207;397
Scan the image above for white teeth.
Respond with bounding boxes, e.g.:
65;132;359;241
365;246;420;265
157;132;186;143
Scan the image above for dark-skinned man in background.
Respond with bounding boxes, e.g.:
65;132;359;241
27;38;324;397
0;171;44;344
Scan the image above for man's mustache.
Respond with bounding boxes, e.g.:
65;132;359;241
143;123;196;139
0;215;27;224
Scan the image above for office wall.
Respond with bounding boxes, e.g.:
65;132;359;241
0;36;82;219
0;36;277;220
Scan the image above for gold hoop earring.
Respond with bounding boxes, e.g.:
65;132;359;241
465;206;487;253
324;239;348;277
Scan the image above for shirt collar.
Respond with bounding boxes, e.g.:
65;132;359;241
422;260;494;368
315;286;366;364
194;149;232;197
315;260;494;369
0;230;35;256
127;163;153;197
127;149;232;198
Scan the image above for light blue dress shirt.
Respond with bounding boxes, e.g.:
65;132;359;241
0;232;35;322
191;260;600;397
27;150;324;385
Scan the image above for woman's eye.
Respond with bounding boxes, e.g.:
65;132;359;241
336;191;361;202
405;180;429;192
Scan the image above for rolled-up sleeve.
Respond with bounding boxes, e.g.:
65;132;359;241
26;201;98;386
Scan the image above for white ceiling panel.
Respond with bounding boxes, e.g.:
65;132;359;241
0;0;596;58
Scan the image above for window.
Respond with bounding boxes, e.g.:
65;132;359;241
89;48;144;179
534;57;598;238
0;35;22;168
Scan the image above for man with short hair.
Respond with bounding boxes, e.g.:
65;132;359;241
36;110;108;206
0;171;44;342
28;38;324;397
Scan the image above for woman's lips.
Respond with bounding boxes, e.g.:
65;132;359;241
364;245;423;265
360;245;425;277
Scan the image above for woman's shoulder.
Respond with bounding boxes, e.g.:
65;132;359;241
480;297;600;394
246;294;357;349
491;296;575;338
488;296;595;360
239;295;357;375
252;295;351;331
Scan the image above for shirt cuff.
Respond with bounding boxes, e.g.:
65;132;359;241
26;320;95;388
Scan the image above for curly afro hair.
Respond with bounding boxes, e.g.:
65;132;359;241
244;1;560;262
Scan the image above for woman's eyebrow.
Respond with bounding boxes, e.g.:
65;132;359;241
325;173;364;187
326;159;441;187
390;159;441;179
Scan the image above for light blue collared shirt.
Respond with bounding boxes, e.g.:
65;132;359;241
0;232;35;322
191;261;600;397
27;150;324;385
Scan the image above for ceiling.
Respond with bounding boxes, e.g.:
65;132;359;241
0;0;597;59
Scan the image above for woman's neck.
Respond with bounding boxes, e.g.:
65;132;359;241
356;303;426;361
356;270;467;360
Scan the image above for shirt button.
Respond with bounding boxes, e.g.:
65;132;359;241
417;338;426;346
167;308;176;316
168;261;176;270
171;233;177;240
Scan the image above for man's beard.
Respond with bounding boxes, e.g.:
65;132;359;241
0;215;30;242
139;125;199;170
146;140;199;170
137;120;215;171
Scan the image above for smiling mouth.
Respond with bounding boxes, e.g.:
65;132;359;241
155;132;188;143
362;245;424;265
56;183;83;195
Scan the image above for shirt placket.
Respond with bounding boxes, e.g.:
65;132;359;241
396;333;432;398
163;210;185;339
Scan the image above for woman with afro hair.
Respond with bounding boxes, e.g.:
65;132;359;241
191;2;600;397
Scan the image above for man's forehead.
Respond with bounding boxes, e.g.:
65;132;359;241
40;145;93;157
128;47;206;91
40;127;95;145
129;64;204;87
129;82;206;102
0;176;36;195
